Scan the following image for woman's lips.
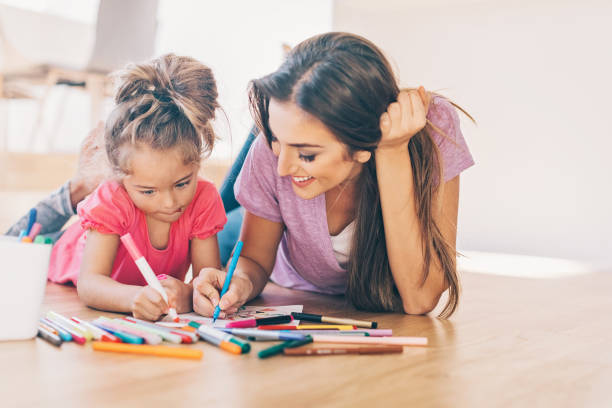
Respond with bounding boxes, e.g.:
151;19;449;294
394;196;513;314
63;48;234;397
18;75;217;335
291;175;315;187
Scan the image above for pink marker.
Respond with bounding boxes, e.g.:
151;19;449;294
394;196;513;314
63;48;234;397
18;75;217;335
27;222;42;241
120;233;179;322
225;315;293;328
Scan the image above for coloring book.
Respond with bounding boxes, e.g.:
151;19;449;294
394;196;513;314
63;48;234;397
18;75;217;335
160;305;303;328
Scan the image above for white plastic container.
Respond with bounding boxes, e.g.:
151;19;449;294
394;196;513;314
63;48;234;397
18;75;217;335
0;236;51;340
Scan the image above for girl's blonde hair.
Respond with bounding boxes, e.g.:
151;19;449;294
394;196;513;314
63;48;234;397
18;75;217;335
105;54;219;174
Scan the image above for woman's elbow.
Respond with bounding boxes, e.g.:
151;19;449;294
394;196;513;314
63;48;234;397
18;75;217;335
401;292;442;315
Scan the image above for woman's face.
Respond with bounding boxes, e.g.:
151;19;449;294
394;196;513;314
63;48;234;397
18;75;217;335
268;99;369;200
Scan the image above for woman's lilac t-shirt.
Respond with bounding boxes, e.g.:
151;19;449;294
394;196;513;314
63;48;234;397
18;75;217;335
234;96;475;295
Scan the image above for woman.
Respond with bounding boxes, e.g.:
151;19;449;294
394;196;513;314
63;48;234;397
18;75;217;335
193;32;472;317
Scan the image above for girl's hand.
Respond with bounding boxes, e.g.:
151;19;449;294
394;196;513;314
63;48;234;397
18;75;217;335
130;286;170;321
192;267;253;318
378;87;431;151
160;276;193;314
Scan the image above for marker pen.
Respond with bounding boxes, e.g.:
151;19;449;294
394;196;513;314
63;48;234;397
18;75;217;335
120;233;178;322
220;328;307;342
197;325;250;354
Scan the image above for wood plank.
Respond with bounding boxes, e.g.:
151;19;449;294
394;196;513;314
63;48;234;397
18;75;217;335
0;271;610;406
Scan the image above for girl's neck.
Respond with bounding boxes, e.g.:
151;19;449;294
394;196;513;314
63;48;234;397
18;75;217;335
145;214;173;250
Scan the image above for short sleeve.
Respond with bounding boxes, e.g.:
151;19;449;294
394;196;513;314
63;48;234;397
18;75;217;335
77;180;136;235
234;134;283;223
189;180;227;240
427;96;475;182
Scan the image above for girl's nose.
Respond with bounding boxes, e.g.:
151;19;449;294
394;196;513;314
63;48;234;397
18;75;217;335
161;191;177;209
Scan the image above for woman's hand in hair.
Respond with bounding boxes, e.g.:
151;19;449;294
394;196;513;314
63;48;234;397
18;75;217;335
191;267;253;318
378;87;431;150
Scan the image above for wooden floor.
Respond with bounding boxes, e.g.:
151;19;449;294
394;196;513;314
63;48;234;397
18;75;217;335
0;270;610;407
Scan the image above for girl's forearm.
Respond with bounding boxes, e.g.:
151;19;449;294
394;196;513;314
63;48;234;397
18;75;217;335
77;274;142;313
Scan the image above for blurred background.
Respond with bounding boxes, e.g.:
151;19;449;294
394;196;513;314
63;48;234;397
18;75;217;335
1;0;610;274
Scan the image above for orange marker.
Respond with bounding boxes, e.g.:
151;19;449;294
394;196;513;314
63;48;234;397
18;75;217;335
92;341;203;360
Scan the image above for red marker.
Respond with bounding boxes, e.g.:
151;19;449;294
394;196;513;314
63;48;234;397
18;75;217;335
225;315;293;329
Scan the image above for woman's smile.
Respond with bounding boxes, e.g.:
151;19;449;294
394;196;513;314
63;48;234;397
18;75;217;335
291;175;315;187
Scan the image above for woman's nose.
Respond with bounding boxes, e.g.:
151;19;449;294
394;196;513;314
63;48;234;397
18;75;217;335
276;148;298;177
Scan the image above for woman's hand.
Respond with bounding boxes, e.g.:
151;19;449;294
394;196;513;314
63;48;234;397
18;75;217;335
130;286;170;321
160;276;193;314
378;87;431;151
192;267;253;318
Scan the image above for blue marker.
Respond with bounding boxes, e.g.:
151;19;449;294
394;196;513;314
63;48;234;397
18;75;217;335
213;241;243;323
25;208;37;236
90;321;144;344
220;328;307;342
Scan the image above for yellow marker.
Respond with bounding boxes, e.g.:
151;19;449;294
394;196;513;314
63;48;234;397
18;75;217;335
297;325;355;330
92;341;203;360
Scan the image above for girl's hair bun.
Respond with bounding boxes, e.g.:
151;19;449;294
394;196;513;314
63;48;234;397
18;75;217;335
106;54;219;174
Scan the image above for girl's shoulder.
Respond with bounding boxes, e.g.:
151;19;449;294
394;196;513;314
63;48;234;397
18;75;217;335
77;180;137;234
81;180;134;210
192;178;221;202
183;178;227;239
184;178;224;215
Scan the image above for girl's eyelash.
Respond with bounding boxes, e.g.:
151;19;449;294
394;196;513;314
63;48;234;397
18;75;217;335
176;180;191;188
140;190;155;195
299;154;316;162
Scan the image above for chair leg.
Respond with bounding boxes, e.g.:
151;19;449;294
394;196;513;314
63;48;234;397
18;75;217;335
26;70;59;151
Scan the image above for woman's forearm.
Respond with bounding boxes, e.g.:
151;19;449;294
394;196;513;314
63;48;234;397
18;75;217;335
375;146;447;313
235;256;271;302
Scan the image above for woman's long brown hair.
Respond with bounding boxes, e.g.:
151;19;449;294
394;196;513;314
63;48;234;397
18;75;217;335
249;32;470;318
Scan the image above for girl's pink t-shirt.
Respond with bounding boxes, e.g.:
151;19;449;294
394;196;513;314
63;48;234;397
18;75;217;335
47;178;226;286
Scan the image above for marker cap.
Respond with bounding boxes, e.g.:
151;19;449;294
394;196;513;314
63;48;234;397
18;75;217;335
120;233;142;260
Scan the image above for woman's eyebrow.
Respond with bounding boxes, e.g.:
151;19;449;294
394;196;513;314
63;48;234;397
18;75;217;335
288;142;323;148
271;131;322;148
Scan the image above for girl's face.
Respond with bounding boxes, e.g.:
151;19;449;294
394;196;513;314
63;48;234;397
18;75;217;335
122;144;200;223
268;99;370;200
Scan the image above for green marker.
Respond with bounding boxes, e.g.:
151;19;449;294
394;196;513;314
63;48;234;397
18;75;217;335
258;335;313;359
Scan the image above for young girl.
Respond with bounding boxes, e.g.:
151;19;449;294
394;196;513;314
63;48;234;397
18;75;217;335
48;54;227;321
193;32;474;318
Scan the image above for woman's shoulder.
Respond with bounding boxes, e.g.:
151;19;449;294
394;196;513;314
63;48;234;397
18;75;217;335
426;95;475;181
238;134;281;188
427;95;460;131
250;133;277;162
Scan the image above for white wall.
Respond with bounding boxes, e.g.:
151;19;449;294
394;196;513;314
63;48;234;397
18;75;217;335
1;0;332;159
156;0;333;159
334;0;612;266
